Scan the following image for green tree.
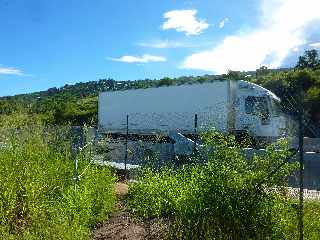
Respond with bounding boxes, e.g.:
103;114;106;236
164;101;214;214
295;49;320;70
158;77;174;86
224;70;243;80
256;66;270;77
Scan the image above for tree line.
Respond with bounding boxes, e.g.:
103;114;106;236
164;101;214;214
0;50;319;134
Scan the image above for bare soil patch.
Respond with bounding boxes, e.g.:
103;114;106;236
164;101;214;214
92;182;169;240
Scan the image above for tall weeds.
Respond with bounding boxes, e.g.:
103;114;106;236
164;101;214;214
0;113;116;239
127;131;300;239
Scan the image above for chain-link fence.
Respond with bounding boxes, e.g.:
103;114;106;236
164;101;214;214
91;105;320;238
93;109;320;181
1;110;317;238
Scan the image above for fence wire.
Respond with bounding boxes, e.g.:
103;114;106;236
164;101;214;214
1;107;318;239
90;103;320;238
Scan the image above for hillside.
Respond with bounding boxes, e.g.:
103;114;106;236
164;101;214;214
0;74;226;125
0;50;319;132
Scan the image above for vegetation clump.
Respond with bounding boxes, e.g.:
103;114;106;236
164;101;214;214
0;113;116;239
127;131;318;239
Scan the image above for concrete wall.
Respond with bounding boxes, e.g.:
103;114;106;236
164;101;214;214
243;148;320;190
289;152;320;190
291;137;320;152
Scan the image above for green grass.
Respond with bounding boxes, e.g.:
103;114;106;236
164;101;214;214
127;131;320;239
304;201;320;239
128;167;320;239
0;114;116;239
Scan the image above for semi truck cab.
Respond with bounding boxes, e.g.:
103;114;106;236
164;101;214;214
235;81;287;143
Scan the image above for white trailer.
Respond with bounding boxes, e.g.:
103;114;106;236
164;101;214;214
98;80;287;145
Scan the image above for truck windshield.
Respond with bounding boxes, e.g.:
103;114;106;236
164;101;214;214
245;96;270;121
271;98;281;117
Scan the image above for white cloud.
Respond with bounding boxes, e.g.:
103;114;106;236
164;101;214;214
183;0;320;73
138;39;194;48
162;9;209;36
219;17;229;29
293;47;299;52
309;42;320;48
107;54;167;63
0;66;24;76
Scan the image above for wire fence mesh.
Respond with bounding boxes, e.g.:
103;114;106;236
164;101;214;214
1;107;319;238
91;108;320;238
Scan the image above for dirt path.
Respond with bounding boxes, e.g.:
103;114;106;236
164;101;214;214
92;183;169;240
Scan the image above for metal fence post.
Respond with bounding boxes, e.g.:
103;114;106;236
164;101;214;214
73;155;79;191
124;115;129;174
71;127;83;194
194;114;198;153
298;101;304;240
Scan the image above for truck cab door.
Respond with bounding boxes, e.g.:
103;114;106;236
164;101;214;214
237;96;271;138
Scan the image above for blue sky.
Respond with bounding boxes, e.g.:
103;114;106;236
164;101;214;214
0;0;320;97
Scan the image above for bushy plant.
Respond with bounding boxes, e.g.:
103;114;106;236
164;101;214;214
127;131;300;239
304;201;320;240
0;113;116;239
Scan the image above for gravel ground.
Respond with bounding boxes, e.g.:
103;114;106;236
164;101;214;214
287;187;320;200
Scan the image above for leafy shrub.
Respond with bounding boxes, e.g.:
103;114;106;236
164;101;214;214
303;201;320;240
0;114;116;239
127;131;300;239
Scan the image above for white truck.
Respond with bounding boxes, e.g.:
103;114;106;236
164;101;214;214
98;80;286;145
